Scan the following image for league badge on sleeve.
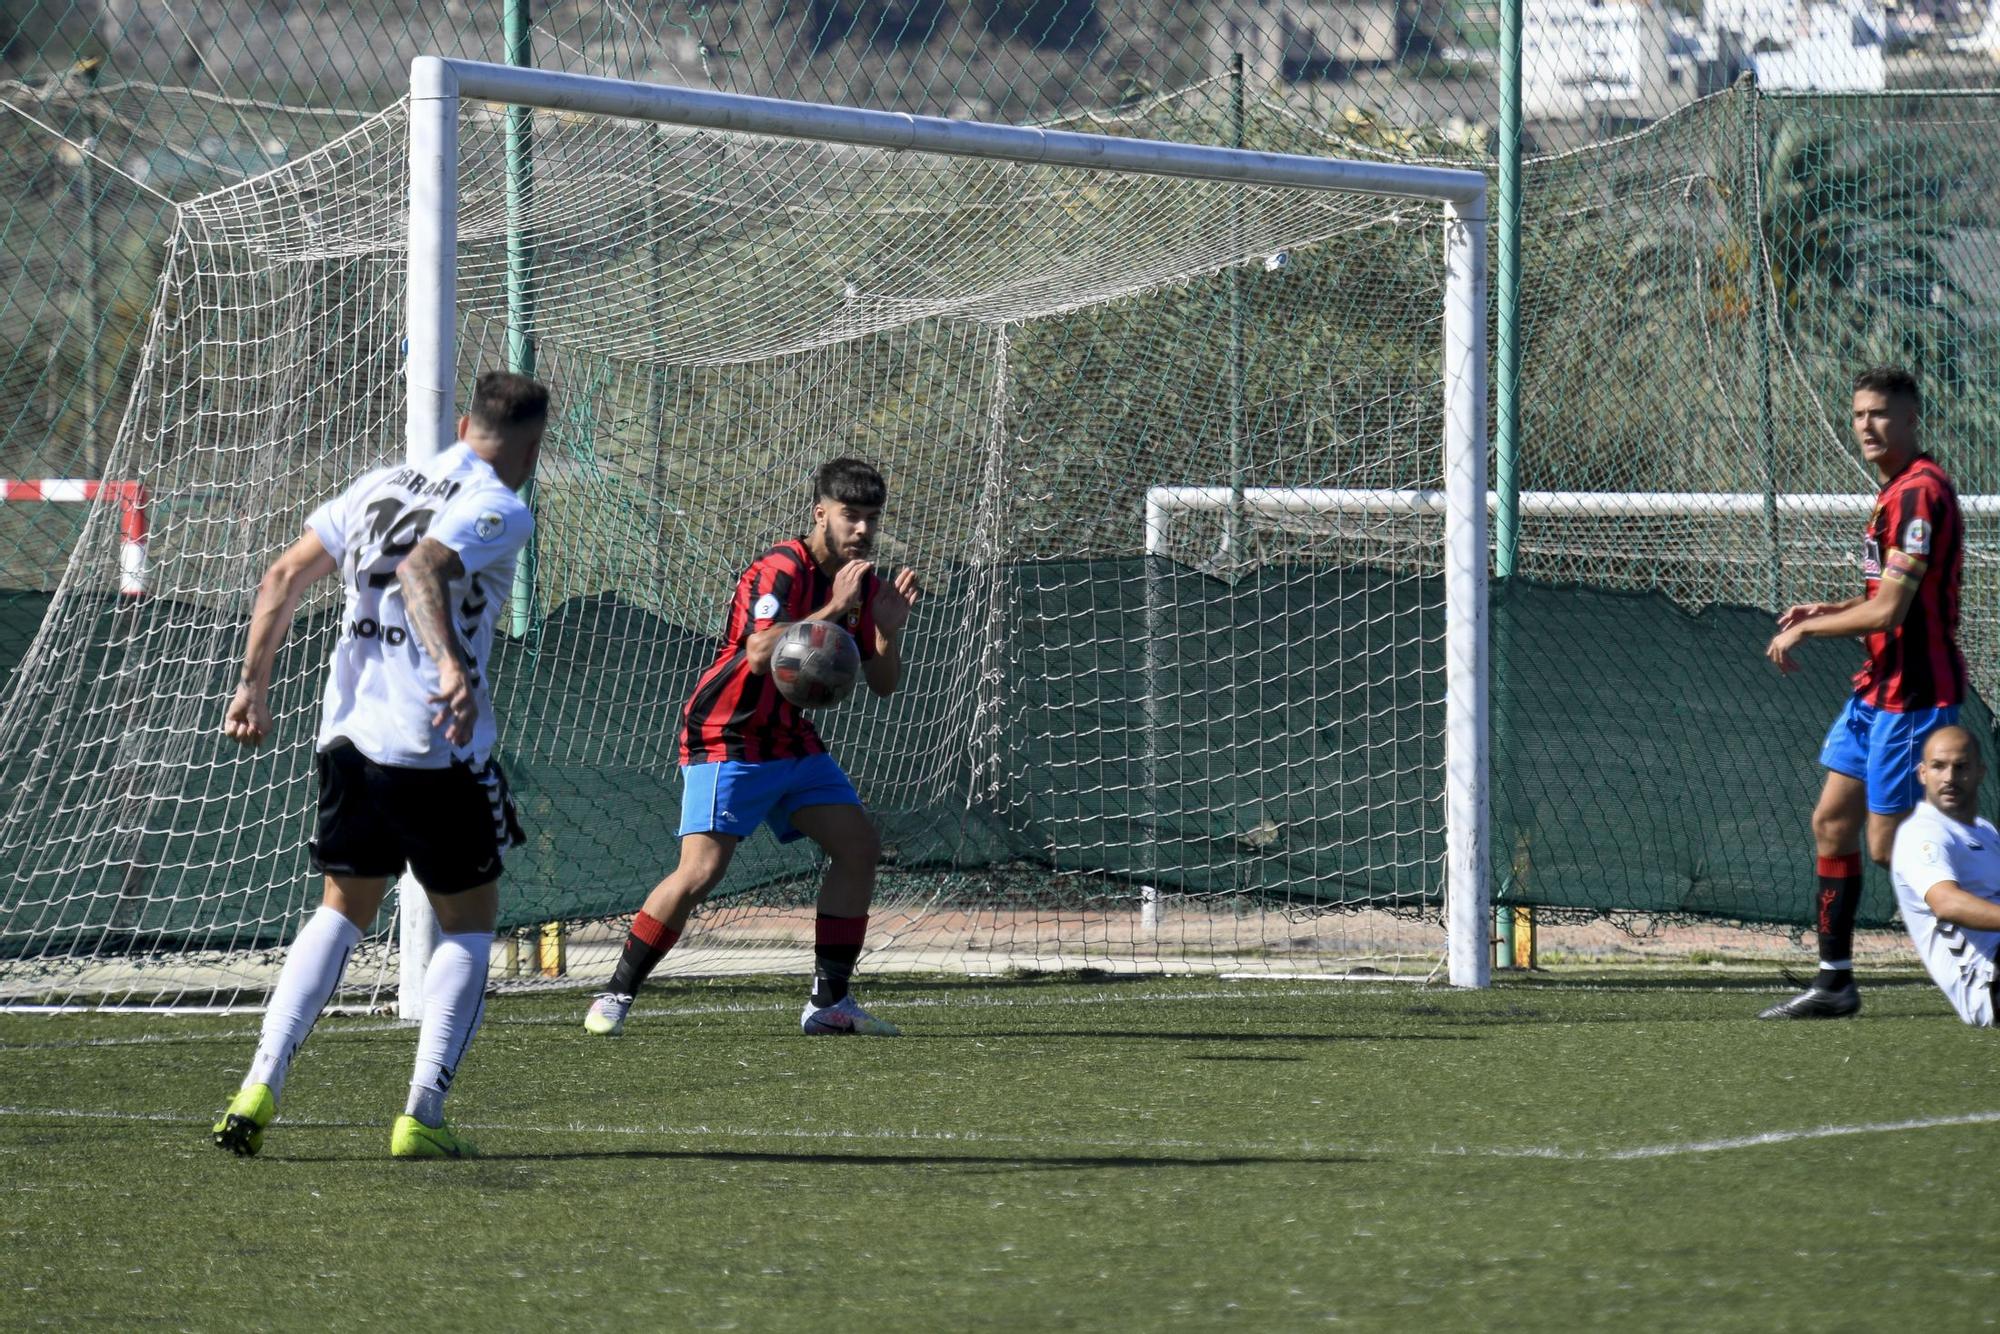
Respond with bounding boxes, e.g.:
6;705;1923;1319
754;593;782;622
475;511;506;542
1902;517;1931;556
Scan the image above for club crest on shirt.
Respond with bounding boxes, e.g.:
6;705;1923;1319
1902;517;1931;556
475;511;505;541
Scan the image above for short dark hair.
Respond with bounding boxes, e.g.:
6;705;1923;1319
1852;365;1920;414
469;370;549;433
813;457;886;509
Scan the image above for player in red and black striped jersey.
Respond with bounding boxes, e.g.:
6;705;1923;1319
583;458;922;1038
1761;366;1967;1019
678;535;884;764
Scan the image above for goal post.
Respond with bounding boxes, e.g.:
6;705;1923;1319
399;58;1490;998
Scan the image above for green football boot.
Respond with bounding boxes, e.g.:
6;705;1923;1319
211;1083;276;1157
390;1115;479;1159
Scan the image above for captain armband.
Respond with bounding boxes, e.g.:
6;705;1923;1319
1882;548;1927;587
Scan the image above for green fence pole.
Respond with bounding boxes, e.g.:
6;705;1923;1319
506;0;538;640
1745;74;1780;611
1226;51;1246;564
1493;0;1524;968
80;79;101;475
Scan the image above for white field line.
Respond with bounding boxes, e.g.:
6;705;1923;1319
3;1103;1997;1164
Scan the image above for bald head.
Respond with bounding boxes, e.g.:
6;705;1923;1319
1924;726;1982;764
1919;725;1985;824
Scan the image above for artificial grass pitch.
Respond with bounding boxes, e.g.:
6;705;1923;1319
1;974;1994;1331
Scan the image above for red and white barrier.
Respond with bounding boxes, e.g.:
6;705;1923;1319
0;480;148;595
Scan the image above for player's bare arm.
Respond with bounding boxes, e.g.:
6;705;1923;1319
746;558;874;675
397;536;477;746
862;567;921;697
223;531;336;748
1777;596;1863;630
1765;561;1921;673
1919;880;2000;932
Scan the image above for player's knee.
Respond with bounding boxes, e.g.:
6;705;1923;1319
829;822;880;871
671;860;729;900
430;884;498;934
670;836;735;891
1811;805;1860;850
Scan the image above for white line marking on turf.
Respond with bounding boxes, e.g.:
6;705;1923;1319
1481;1110;2000;1161
6;1105;1999;1163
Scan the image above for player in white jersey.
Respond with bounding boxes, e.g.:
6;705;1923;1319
210;371;545;1159
1889;725;2000;1027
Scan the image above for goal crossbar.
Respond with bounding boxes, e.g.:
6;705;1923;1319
402;57;1492;993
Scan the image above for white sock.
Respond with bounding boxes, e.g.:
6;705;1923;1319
244;906;363;1103
406;931;490;1128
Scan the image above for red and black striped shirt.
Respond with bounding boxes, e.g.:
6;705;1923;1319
679;539;879;764
1854;453;1965;710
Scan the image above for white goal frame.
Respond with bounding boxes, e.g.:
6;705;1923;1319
397;57;1491;1001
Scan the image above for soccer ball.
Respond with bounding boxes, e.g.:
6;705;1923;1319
770;620;861;708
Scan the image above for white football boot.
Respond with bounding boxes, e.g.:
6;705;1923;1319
800;994;901;1036
583;991;634;1036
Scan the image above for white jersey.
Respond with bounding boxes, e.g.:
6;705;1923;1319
1889;800;2000;1026
306;442;533;769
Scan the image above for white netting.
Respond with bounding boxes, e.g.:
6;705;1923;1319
0;88;1462;1005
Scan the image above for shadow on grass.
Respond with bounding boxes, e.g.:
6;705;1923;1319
462;1147;1366;1170
962;1030;1478;1043
1491;973;1935;993
602;974;1173;998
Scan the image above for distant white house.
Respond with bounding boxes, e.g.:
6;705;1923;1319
1947;0;2000;52
1522;0;1883;124
1736;0;1888;90
1522;0;1700;120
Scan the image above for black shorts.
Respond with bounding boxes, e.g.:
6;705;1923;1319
310;742;525;894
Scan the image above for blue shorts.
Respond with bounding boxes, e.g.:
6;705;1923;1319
679;754;862;843
1818;695;1960;816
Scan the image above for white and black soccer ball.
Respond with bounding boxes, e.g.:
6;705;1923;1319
770;620;861;709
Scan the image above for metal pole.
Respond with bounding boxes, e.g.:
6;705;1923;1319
1142;494;1167;932
1443;198;1491;989
506;0;539;641
440;60;1487;205
77;60;102;476
1745;73;1780;610
399;55;464;1019
1226;52;1246;565
1492;0;1523;969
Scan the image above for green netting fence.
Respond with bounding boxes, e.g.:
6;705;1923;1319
6;558;1992;966
3;3;1999;970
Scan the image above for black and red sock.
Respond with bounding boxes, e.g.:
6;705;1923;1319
607;909;680;997
1814;852;1863;991
811;914;868;1008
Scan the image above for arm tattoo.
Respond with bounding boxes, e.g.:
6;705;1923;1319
399;539;469;673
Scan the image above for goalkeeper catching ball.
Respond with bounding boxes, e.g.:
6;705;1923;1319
583;457;921;1038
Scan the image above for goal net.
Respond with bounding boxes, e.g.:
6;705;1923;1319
0;62;1488;1007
